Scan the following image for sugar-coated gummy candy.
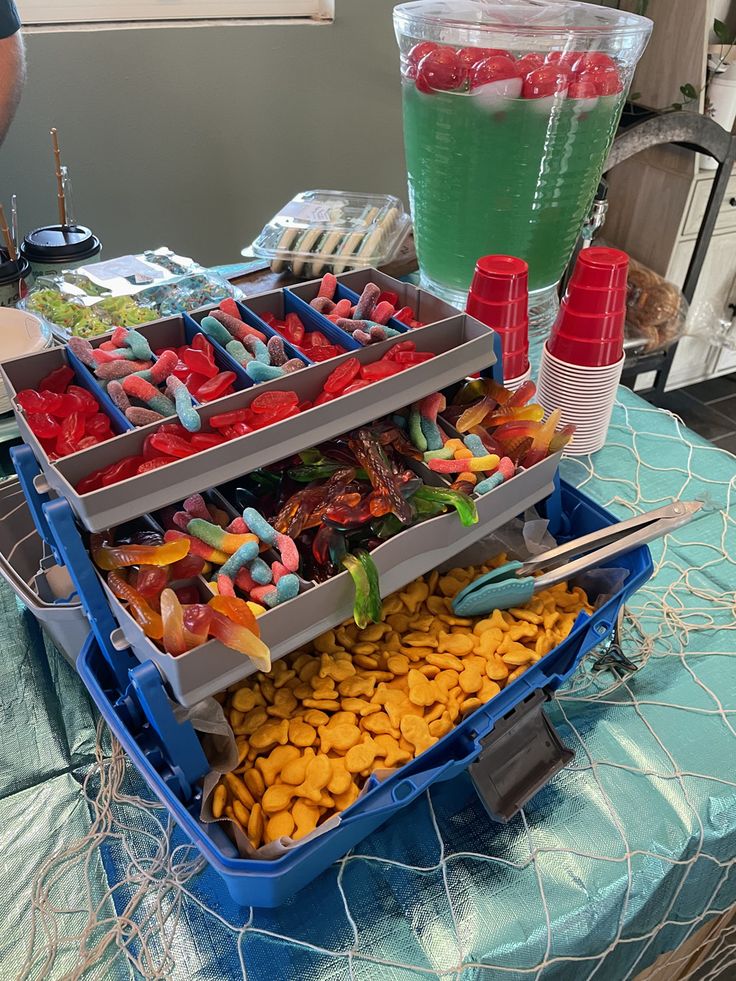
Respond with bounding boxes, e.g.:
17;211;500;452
246;361;283;383
107;380;131;412
199;316;232;346
317;273;337;300
226;339;252;365
353;283;381;321
267;335;287;366
282;359;304;374
167;376;202;432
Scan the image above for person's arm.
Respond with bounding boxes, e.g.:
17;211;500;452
0;1;23;146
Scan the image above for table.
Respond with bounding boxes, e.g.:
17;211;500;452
0;354;735;980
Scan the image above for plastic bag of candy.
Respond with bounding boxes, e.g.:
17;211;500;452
22;247;244;340
624;256;688;356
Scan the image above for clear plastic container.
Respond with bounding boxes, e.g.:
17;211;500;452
394;0;652;331
251;190;412;277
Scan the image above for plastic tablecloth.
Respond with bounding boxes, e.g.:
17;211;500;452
1;384;735;981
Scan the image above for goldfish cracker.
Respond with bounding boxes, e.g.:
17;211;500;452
340;696;380;716
250;718;290;752
332;781;360;813
289;718;317;747
424;702;446;725
401;645;435;661
459;664;483;694
434;669;460;694
386;653;410;675
479;679;501;702
383;676;410;694
439;631;474;656
361;711;400;738
236;738;250;765
427;651;463;672
243;768;265;800
231;687;264;713
294;754;332;803
373;688;419;728
303;708;329;728
303;697;341;711
292;799;321;840
293;683;313;700
326;710;358;728
248;803;265;848
387;612;411;633
381;595;405;616
335;624;358;648
418;664;440;679
438;575;465;598
273;668;296;689
267;688;298;719
358;622;388;642
408;669;443;707
501;643;534;666
509;607;542;624
383;632;402;653
212;783;227;819
319;723;361;754
256;744;301;786
338;674;375;698
314;629;339;654
237;707;267;736
265;811;295;843
326;757;352;795
290;652;311;673
319;653;356;682
402;631;437;648
280;748;316;785
232;799;250;829
224;772;256;810
429;712;453;739
373;734;412;768
345;738;378;774
262;783;296;814
400;716;436;755
352;653;379;670
507;665;529;683
476;628;504;657
460;696;483;716
299;659;321;683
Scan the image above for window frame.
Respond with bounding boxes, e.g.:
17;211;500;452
17;0;334;30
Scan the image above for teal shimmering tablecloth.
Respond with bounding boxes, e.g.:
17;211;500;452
0;384;735;981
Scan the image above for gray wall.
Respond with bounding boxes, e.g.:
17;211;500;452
0;0;407;266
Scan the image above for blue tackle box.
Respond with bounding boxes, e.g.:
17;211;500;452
55;480;652;908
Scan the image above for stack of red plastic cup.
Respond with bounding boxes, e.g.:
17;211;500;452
466;255;530;391
537;246;628;455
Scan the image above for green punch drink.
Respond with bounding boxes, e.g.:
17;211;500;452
394;0;651;329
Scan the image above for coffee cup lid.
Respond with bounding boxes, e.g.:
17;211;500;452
21;224;100;262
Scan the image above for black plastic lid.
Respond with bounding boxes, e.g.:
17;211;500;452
20;224;101;263
0;252;31;285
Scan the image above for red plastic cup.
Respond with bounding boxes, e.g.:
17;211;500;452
567;246;629;291
504;349;530;380
469;255;529;302
551;305;625;343
547;331;623;367
466;293;528;329
562;284;627;316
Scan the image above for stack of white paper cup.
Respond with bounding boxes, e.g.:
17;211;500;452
536;246;629;456
537;344;624;455
504;364;532;393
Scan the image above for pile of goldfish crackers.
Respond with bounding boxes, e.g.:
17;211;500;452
211;552;593;851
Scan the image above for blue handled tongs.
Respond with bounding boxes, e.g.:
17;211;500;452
452;499;703;616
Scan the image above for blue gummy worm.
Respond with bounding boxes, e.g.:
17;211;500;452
219;541;260;579
248;338;271;364
261;587;280;609
420;417;443;451
200;316;232;346
275;574;299;603
170;378;201;433
226;339;252;365
246;361;283;383
242;507;278;545
475;472;505;495
463;434;488;457
248;557;273;585
123;329;153;361
147;392;176;416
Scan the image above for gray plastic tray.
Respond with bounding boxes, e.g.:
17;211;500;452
93;451;557;706
0;478;89;666
289;268;462;327
44;315;497;532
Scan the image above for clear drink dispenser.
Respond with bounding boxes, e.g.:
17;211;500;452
394;0;652;332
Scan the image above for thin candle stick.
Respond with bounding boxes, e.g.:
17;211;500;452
0;204;17;260
51;128;67;227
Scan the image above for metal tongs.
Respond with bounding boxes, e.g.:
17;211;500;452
452;500;703;616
